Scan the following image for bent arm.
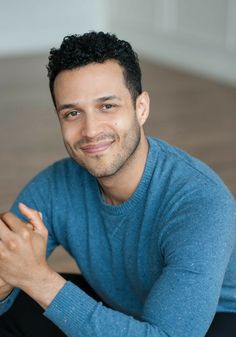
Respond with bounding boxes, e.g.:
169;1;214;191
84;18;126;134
0;170;58;315
42;189;236;337
1;163;235;336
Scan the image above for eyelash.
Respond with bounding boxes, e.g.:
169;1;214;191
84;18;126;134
62;104;117;120
102;104;114;110
63;111;80;120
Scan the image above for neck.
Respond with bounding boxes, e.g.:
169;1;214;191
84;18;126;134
98;133;149;205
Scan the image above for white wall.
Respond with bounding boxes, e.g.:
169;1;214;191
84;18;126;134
1;0;236;85
0;0;107;56
107;0;236;85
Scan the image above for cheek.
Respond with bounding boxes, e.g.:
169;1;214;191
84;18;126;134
61;123;80;143
112;114;134;132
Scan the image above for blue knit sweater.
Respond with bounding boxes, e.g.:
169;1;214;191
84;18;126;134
1;137;236;337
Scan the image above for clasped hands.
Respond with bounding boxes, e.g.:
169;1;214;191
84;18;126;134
0;203;48;299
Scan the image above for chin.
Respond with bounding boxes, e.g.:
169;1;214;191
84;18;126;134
72;149;131;178
88;168;117;179
85;161;125;178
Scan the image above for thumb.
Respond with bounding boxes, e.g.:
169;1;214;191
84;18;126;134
18;202;47;237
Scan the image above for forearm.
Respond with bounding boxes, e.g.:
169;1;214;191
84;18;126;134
19;265;66;310
44;282;167;337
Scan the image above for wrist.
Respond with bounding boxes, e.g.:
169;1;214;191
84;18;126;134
20;265;66;309
0;287;14;301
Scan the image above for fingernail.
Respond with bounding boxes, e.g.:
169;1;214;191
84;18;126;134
19;202;27;208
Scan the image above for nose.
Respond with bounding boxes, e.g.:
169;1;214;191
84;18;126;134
81;112;101;139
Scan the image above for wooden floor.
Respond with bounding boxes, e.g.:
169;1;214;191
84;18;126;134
0;54;235;272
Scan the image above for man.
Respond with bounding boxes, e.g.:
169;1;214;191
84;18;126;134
0;31;235;337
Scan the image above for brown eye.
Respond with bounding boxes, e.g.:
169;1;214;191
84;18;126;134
103;104;113;110
64;111;80;119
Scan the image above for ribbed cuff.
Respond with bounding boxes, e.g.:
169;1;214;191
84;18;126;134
0;288;20;315
44;281;99;336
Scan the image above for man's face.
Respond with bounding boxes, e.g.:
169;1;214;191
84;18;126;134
53;60;148;178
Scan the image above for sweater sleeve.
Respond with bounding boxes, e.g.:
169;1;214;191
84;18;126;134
0;167;59;315
0;289;20;315
44;187;236;337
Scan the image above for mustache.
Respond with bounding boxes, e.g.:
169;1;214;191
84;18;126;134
75;133;116;148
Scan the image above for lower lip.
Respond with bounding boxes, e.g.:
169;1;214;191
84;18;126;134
81;142;113;154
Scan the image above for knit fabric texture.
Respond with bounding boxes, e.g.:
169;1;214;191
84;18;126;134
1;137;236;337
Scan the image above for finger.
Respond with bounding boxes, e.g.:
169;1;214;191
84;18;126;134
0;212;6;219
26;223;34;230
2;211;33;231
0;219;14;242
1;212;27;235
18;203;47;236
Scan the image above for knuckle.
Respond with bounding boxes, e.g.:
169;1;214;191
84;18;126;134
32;209;39;217
0;250;6;259
21;229;30;240
26;223;33;230
7;239;17;251
29;211;37;220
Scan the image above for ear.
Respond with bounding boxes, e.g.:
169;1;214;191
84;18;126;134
136;91;150;126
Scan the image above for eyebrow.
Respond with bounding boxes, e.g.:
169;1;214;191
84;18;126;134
57;95;121;113
95;95;121;103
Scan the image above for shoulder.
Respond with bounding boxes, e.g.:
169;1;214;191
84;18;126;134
27;157;86;188
40;157;81;177
148;137;235;237
10;158;91;224
148;136;233;197
10;157;89;210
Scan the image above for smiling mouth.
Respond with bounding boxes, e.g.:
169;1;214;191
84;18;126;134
80;140;114;154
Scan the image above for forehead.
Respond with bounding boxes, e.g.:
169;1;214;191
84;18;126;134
53;60;129;106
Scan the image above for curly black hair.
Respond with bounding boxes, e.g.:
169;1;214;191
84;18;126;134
47;31;142;107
